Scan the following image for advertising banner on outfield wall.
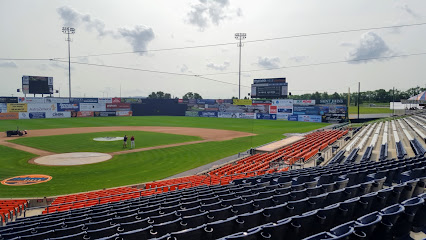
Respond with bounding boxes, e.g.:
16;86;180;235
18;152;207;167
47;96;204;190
196;99;216;105
57;103;79;112
70;98;98;103
98;98;112;104
46;111;71;118
112;98;121;103
319;99;346;105
297;115;322;123
0;112;19;120
76;111;94;117
252;100;272;105
94;111;117;117
218;112;241;118
198;111;218;117
121;98;142;104
27;104;57;113
116;111;133;116
0;97;18;103
44;98;69;103
256;113;277;120
18;97;45;103
185;111;199;117
277;113;291;120
241;113;256;119
7;103;27;112
215;99;233;104
288;115;298;121
106;103;131;111
80;103;106;112
0;103;7;113
294;100;315;105
293;105;329;115
218;104;268;114
233;99;253;105
19;112;46;119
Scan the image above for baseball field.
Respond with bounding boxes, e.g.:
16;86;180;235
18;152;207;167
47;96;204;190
0;116;328;198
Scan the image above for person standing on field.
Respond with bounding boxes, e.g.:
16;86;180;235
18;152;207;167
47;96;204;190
131;135;135;149
123;135;128;148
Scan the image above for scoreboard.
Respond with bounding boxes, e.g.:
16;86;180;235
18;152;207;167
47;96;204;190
251;78;288;98
22;76;53;94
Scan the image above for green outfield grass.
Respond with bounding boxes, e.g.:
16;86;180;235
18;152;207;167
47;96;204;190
0;116;328;198
348;106;393;114
9;131;201;153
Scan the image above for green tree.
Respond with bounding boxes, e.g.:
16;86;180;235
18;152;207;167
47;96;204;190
183;92;202;99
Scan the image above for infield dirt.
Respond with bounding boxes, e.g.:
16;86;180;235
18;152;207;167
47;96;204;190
0;126;255;165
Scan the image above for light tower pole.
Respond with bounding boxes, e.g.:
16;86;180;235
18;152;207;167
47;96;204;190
62;27;75;98
235;33;246;99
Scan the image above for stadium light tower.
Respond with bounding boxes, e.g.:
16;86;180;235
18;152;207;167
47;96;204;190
62;27;75;98
235;33;246;99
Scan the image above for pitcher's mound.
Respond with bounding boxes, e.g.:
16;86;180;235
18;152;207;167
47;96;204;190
34;152;112;166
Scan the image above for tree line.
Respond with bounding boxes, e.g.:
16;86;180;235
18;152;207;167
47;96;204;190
291;86;425;105
148;86;425;105
148;91;203;100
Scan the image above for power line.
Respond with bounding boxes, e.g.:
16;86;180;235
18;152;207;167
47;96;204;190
51;59;246;87
50;22;426;59
0;58;51;61
199;52;426;76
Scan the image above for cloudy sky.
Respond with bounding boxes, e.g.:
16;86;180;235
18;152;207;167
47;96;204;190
1;0;425;99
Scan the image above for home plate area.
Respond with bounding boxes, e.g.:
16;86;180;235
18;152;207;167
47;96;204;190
34;152;112;166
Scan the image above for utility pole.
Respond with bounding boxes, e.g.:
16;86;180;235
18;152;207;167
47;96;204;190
392;87;395;116
62;27;75;98
358;82;360;119
235;33;246;99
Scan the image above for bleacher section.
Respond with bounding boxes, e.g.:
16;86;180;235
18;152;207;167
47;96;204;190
0;200;28;226
1;156;424;240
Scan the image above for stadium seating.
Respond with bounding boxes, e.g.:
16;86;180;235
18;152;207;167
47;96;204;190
1;155;424;239
0;200;28;225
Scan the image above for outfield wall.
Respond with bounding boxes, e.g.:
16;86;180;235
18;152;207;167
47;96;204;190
0;97;348;123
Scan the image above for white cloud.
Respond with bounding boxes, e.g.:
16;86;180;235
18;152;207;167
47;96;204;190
288;56;309;63
206;61;230;71
57;6;154;55
396;4;420;19
180;64;189;72
346;32;395;64
57;6;112;36
256;56;281;68
117;26;155;56
186;0;242;30
0;61;17;68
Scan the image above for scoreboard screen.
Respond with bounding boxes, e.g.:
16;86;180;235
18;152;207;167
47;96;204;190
251;78;288;98
22;76;53;94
